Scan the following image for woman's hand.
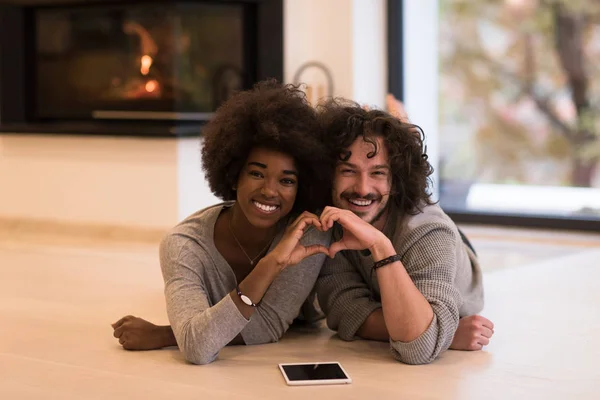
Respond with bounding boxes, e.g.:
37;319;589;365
112;315;176;350
265;211;329;270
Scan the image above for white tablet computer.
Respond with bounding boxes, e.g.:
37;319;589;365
278;362;352;386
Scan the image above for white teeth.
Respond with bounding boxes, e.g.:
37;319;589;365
253;201;278;212
348;199;373;207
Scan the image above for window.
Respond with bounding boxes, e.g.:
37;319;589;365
394;0;600;229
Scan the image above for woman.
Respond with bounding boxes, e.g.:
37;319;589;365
112;80;331;364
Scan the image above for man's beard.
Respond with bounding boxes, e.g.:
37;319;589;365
342;192;389;226
366;202;389;226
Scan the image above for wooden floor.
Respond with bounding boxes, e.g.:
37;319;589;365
1;224;599;399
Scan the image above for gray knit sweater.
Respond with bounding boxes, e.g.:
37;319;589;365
160;203;330;365
315;203;483;365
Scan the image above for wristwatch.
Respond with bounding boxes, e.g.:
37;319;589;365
236;285;258;307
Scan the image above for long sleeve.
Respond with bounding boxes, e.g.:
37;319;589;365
388;224;462;365
160;235;249;365
240;228;331;344
315;252;382;341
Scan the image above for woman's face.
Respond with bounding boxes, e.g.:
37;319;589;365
234;147;298;229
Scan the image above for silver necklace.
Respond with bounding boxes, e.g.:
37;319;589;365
228;216;275;266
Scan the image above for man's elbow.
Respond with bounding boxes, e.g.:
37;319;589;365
392;348;438;365
388;320;449;365
329;319;362;342
324;317;350;340
336;329;356;342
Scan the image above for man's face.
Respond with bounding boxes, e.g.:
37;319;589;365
331;136;392;230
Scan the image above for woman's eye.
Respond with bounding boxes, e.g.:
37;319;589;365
281;178;297;185
341;169;355;174
249;170;263;178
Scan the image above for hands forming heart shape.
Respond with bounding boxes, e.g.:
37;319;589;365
267;206;389;269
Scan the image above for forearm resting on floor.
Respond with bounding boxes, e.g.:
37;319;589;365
356;308;389;342
158;326;244;347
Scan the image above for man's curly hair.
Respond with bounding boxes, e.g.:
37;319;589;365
317;98;435;216
201;80;329;213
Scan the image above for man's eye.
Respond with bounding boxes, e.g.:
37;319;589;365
341;169;355;174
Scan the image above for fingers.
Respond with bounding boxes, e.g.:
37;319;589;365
469;316;495;337
119;333;128;345
303;244;330;258
470;343;483;351
290;212;323;232
275;213;329;266
112;315;134;329
479;316;495;331
320;206;349;230
290;211;316;225
453;315;495;351
113;325;125;338
478;336;490;346
279;216;323;251
292;211;321;226
321;206;363;226
292;217;324;238
328;241;347;259
468;314;494;331
481;326;494;339
112;317;125;329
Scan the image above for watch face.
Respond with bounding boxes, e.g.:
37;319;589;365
240;294;253;306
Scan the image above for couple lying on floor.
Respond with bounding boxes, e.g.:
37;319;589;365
112;80;494;365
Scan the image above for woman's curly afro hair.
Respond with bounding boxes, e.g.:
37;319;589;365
317;98;435;216
201;79;330;213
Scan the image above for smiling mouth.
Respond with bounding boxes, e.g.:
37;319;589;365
253;200;279;213
348;198;374;207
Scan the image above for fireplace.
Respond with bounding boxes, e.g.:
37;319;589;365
0;0;283;136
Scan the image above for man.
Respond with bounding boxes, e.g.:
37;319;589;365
314;98;494;365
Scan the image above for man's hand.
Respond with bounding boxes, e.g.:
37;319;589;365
320;206;389;258
450;315;495;351
112;315;176;350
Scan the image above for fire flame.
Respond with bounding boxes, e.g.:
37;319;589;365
145;80;158;93
140;55;153;75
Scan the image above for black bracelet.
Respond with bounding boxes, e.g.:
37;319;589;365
373;254;402;270
236;285;258;307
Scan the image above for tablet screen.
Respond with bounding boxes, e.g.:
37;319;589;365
281;363;348;381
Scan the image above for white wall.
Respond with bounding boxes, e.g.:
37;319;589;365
0;135;179;229
177;138;220;221
284;0;387;108
284;0;354;100
0;134;221;230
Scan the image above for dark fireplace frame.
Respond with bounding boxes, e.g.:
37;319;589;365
0;0;283;137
